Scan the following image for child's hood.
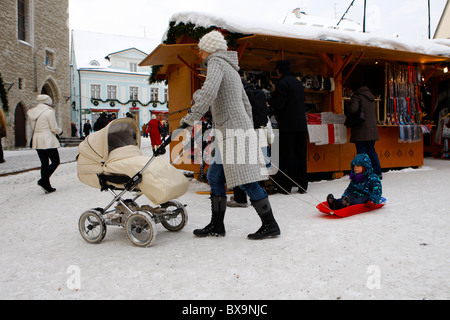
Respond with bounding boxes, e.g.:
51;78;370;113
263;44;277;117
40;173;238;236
351;154;373;175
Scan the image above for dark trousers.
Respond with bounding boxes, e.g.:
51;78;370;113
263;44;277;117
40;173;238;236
0;139;4;161
233;180;266;204
37;148;60;184
334;195;369;210
207;152;267;202
354;141;382;177
273;131;308;192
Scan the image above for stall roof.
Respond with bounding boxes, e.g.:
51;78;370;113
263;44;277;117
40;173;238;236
139;43;200;66
140;11;450;67
237;35;450;64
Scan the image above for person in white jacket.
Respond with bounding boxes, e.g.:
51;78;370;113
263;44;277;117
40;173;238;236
27;95;63;193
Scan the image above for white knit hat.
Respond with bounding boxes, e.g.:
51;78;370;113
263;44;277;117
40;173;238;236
198;30;228;54
37;94;53;105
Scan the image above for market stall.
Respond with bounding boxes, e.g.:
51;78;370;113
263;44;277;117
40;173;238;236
139;12;450;177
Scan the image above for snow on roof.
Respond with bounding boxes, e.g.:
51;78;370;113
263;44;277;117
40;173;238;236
72;30;161;70
164;11;450;58
283;8;362;32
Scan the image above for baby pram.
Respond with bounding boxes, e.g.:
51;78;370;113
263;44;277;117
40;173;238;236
76;118;189;247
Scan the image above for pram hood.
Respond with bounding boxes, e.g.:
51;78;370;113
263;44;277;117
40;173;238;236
78;118;140;164
77;118;189;205
77;118;140;189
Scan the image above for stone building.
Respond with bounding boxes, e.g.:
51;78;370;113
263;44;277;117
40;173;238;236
0;0;70;148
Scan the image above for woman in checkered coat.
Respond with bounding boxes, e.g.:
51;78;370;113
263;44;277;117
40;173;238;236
181;30;280;240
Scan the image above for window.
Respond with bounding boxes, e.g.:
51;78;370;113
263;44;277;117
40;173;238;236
130;63;137;72
91;84;101;99
45;50;55;69
130;86;138;100
150;88;159;101
107;85;117;100
164;88;168;102
18;0;27;41
18;78;24;90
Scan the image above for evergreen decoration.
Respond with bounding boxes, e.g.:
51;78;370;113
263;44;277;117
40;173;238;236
148;21;249;84
0;73;9;112
149;65;163;85
90;98;166;108
163;22;216;45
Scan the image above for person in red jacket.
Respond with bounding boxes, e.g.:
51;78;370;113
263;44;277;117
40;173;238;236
146;114;162;154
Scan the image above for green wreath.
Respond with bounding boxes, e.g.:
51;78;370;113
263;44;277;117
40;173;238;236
91;98;165;107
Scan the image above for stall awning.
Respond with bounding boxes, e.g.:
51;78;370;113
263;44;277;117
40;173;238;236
237;35;450;64
139;43;200;66
140;35;450;68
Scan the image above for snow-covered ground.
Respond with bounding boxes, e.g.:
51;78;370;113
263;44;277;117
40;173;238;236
1;139;449;300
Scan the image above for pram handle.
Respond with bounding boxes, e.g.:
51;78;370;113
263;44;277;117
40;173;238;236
124;124;190;190
154;123;190;156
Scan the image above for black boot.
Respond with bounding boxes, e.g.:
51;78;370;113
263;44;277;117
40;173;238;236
327;194;336;209
193;195;227;237
37;179;56;194
248;197;280;240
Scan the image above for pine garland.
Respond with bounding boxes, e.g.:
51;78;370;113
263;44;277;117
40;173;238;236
163;22;216;45
148;22;248;84
163;21;247;48
148;65;164;85
90;98;166;108
0;73;9;112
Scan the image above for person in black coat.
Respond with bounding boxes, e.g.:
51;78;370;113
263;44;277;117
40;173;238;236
269;60;308;194
83;120;92;137
93;112;109;132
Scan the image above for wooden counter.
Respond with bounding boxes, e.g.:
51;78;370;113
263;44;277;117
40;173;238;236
308;126;424;174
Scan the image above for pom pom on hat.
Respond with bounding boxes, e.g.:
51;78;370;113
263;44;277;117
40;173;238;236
37;94;53;106
198;30;228;54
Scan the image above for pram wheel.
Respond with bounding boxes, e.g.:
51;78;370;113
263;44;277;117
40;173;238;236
160;200;188;232
79;209;107;244
125;211;157;247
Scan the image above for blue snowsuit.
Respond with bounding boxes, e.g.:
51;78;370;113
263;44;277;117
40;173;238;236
340;154;383;206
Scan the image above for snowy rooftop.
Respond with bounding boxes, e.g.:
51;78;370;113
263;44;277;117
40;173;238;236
282;8;362;32
164;11;450;58
72;30;161;71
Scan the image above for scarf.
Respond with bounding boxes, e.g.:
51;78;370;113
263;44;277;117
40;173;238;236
350;172;365;183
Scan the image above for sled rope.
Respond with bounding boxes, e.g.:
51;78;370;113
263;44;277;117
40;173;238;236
263;155;330;209
268;176;320;208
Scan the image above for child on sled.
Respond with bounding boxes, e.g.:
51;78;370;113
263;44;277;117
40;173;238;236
327;154;382;210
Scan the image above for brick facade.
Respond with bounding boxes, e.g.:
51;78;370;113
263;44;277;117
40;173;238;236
0;0;70;148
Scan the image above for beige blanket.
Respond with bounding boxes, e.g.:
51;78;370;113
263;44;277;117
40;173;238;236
81;145;189;205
